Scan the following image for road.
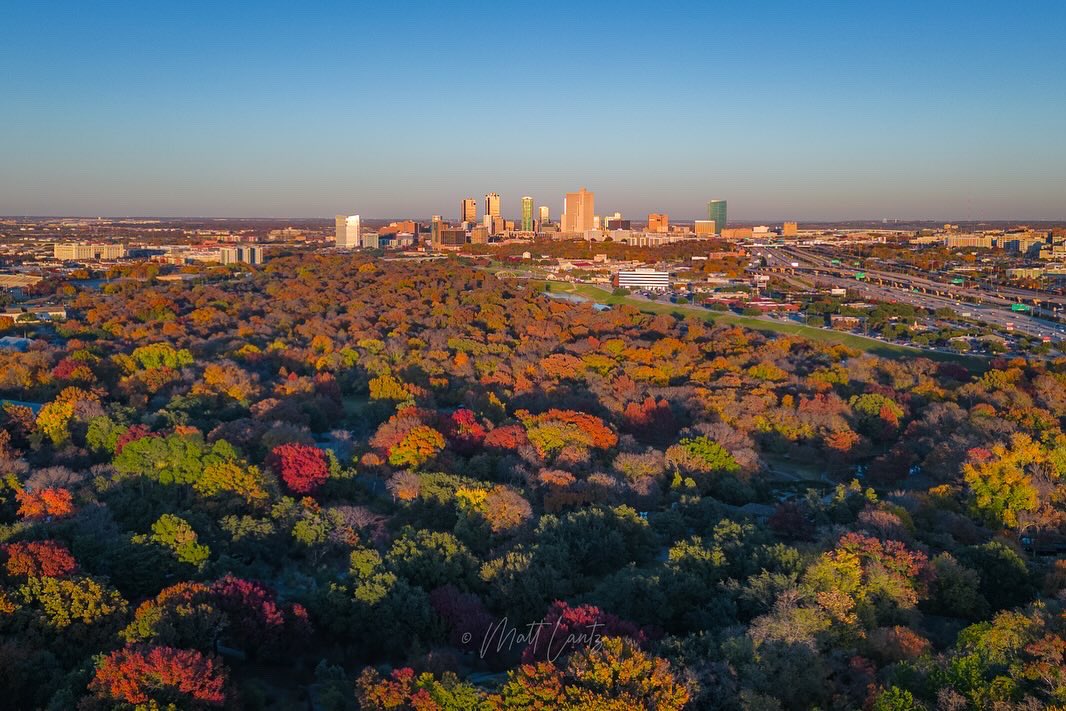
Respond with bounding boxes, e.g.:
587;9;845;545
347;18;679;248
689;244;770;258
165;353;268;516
754;246;1066;341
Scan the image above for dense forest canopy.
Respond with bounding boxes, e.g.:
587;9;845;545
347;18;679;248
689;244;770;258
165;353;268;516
0;254;1063;710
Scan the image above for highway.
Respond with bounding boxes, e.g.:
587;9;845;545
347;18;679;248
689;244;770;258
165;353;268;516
753;247;1066;341
774;245;1065;313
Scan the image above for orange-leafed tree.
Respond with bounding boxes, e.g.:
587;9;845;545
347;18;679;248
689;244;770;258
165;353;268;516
16;487;75;520
490;636;688;710
88;644;228;708
2;540;78;578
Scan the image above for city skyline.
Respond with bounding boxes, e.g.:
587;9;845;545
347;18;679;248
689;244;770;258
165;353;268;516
2;2;1065;219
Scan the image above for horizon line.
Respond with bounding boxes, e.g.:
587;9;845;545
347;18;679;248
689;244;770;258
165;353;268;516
3;215;1065;224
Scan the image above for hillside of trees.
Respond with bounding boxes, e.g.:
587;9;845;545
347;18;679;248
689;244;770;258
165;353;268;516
0;254;1063;710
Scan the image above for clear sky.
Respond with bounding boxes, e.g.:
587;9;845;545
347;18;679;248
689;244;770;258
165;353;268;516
2;1;1064;221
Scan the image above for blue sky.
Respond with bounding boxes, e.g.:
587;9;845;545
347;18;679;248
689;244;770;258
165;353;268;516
2;1;1064;220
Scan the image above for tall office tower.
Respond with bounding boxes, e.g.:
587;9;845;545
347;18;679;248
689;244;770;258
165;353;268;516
707;200;727;233
485;192;501;220
561;187;595;233
461;198;477;224
521;196;534;231
538;205;550;226
430;216;443;246
336;215;361;248
335;215;346;245
648;213;669;233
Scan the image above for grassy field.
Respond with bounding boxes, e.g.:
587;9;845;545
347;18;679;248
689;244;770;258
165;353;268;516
535;280;987;367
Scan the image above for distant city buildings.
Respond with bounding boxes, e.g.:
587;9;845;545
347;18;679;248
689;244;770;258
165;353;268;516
53;243;126;260
538;205;550;226
694;220;716;236
378;220;418;238
219;246;264;265
361;231;380;249
782;221;798;237
648;213;669;233
562;188;595;233
707;200;727;232
485;193;501;221
521;197;534;231
267;227;305;241
430;216;443;246
438;227;467;247
461;198;477;224
335;215;361;248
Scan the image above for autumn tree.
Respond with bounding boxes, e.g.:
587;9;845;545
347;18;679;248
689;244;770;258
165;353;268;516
16;487;75;520
388;425;446;469
269;442;329;494
89;644;228;709
356;667;483;711
490;636;688;710
2;540;77;578
962;433;1044;529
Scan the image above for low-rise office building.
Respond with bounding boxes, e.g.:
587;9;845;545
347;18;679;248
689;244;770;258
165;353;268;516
613;269;671;291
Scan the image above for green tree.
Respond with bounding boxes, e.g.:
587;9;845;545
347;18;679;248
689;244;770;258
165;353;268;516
150;514;210;567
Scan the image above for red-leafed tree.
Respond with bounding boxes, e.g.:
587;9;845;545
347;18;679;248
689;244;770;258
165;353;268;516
446;408;487;454
483;424;530;451
115;424;153;455
89;644;228;708
621;397;677;444
51;357;94;383
2;540;78;578
210;575;310;659
269;442;329;494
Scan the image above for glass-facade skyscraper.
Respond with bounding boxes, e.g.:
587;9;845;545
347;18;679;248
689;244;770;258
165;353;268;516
521;196;534;231
707;200;726;233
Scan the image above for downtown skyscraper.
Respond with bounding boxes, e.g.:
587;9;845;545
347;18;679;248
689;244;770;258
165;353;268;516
561;187;595;233
461;198;477;224
485;193;501;220
335;214;361;248
521;196;534;231
707;200;727;232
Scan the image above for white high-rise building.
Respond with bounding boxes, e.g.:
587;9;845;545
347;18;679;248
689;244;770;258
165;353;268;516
219;246;264;265
335;215;361;248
